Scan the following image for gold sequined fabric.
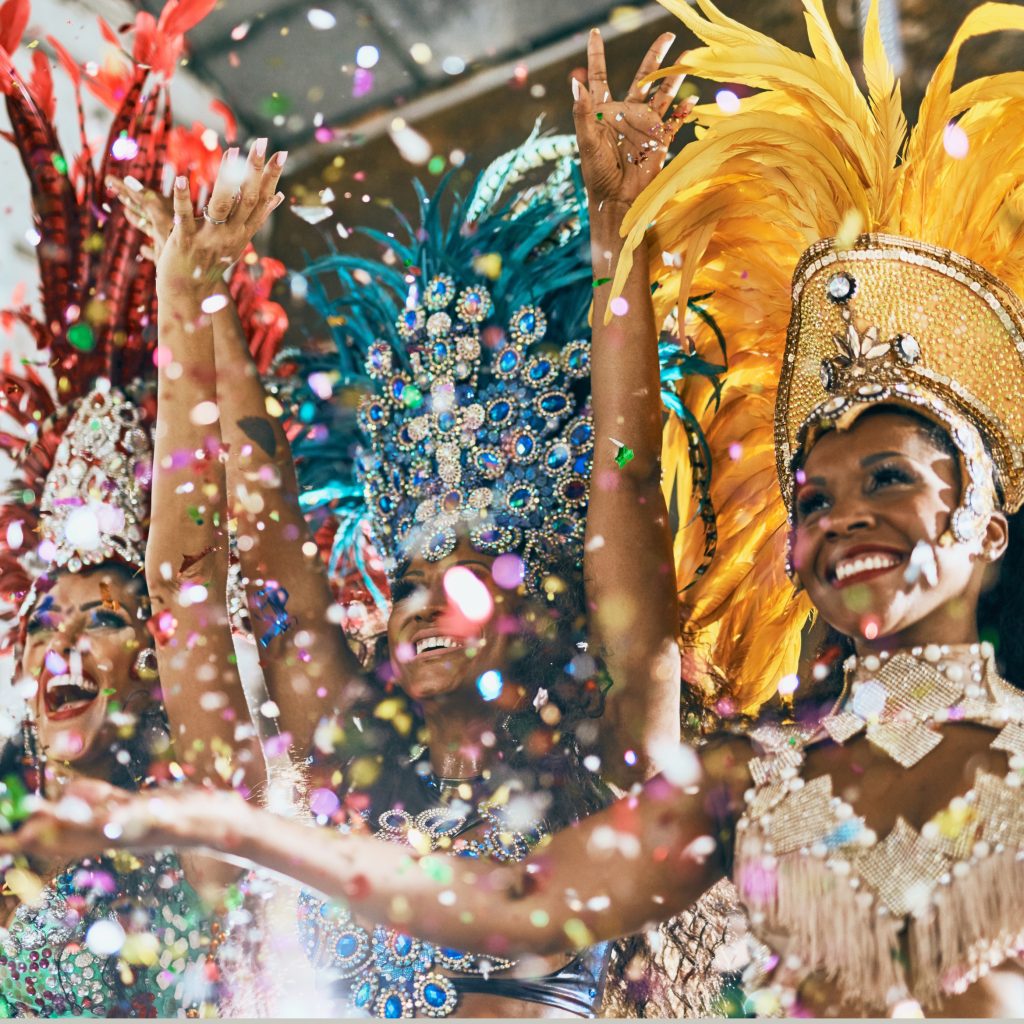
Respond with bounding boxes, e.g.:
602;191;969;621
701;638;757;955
734;645;1024;1012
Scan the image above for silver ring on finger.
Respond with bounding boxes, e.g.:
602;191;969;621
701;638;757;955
203;204;231;226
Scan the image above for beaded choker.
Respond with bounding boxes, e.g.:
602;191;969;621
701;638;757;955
821;642;1018;767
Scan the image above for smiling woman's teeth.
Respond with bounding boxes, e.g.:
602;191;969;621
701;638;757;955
414;636;463;656
46;674;99;696
834;553;900;582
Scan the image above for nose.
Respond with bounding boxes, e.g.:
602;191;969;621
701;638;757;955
822;504;875;539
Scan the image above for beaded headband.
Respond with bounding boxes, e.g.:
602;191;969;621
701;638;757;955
778;234;1024;542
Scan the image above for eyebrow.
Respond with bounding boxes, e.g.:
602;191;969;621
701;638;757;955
30;599;132;615
801;450;909;487
400;558;492;579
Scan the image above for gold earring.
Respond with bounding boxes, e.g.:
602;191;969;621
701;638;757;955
133;647;159;680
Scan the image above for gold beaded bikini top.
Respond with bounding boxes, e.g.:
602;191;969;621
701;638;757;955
734;644;1024;1014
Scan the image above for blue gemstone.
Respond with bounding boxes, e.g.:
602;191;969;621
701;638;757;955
369;404;384;422
540;394;567;414
570;423;592;446
499;350;518;373
354;982;372;1007
441;948;465;960
520;312;535;333
336;933;358;958
384;995;403;1018
402;311;418;328
439;412;455;432
433;342;448;359
379;497;392;512
424;983;447;1008
509;487;531;510
515;436;534;457
529;360;551;380
489;401;511;422
547;446;569;469
392;379;405;400
394;934;413;957
573;454;590;474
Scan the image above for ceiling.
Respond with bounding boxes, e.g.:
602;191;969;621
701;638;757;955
133;0;641;148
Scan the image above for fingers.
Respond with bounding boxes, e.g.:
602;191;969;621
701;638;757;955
235;138;268;222
247;148;288;230
172;175;196;239
206;147;241;223
587;27;610;103
649;69;686;119
626;32;675;103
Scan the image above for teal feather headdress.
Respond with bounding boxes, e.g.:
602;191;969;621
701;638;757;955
297;132;724;593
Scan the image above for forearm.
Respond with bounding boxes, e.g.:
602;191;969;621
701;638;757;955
209;282;367;748
586;202;681;777
190;769;721;958
149;281;261;786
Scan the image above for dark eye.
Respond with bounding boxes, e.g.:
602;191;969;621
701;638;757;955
89;610;130;630
868;464;914;490
25;614;57;635
796;490;829;521
390;579;421;604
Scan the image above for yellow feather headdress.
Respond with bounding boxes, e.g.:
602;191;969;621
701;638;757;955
614;0;1024;713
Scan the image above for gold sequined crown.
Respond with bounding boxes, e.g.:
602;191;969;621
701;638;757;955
777;233;1024;537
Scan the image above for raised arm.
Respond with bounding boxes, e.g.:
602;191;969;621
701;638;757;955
111;169;370;760
7;737;750;956
144;147;283;791
574;31;692;785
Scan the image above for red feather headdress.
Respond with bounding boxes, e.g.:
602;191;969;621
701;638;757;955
0;0;288;642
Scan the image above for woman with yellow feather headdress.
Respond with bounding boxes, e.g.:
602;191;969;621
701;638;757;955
11;0;1024;1015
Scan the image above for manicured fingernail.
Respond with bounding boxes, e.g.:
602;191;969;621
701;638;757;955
226;147;239;161
591;27;600;35
254;137;267;158
571;77;582;101
175;175;187;190
275;151;289;167
125;175;144;192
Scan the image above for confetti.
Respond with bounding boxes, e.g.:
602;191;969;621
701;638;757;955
443;565;494;622
492;552;525;589
308;8;336;30
67;322;95;352
200;294;229;314
943;122;969;160
190;401;219;426
715;89;741;114
290;204;334;225
476;670;503;701
356;44;380;68
86;919;126;956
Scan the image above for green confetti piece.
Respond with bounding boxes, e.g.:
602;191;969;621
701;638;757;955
0;774;30;827
592;277;611;288
427;155;446;175
563;917;593;947
420;856;453;885
187;507;203;525
614;445;634;468
529;909;550;928
261;92;292;117
67;322;96;352
595;112;604;121
51;153;68;175
403;384;423;409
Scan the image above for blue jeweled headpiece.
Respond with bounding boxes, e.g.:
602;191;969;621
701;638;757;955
303;133;594;584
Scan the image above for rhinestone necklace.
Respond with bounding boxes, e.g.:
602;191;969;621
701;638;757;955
821;641;1010;767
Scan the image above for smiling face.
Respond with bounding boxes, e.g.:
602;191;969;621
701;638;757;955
791;409;1008;649
386;538;519;705
21;564;157;769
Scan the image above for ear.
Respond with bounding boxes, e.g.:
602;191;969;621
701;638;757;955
982;511;1010;563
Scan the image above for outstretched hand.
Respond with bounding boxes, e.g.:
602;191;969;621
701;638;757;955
0;779;246;865
157;138;287;293
572;29;692;211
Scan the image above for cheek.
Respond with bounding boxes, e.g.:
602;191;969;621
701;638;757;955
789;525;817;577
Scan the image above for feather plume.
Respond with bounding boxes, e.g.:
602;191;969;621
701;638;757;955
614;0;1024;711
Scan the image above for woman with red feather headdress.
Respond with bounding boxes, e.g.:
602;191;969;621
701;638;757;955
0;1;289;1014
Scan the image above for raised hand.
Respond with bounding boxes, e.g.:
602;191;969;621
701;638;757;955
572;29;692;210
106;175;174;263
159;139;286;293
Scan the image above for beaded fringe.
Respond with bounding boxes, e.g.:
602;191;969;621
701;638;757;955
738;842;1024;1012
736;842;904;1012
910;850;1024;1006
